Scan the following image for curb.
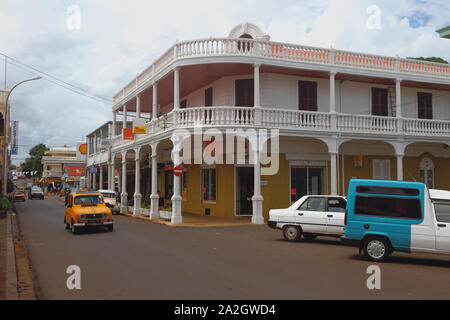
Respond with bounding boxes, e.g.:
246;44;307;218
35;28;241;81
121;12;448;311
5;212;18;300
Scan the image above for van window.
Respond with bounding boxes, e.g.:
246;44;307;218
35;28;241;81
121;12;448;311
433;201;450;223
355;196;421;219
356;186;419;196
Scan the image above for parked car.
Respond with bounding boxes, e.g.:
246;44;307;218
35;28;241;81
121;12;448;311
268;195;347;241
342;179;450;262
29;186;44;200
98;189;120;214
12;190;26;202
64;190;113;234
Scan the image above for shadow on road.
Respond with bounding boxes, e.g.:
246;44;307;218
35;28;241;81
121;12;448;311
349;254;450;268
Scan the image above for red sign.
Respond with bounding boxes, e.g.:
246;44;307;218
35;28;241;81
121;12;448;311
173;166;183;177
291;188;297;195
123;128;135;140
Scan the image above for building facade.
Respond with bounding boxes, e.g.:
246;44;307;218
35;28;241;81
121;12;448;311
87;22;450;224
41;147;85;189
0;90;10;194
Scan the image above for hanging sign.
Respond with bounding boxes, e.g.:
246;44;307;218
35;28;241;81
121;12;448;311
133;118;146;134
123;128;135;140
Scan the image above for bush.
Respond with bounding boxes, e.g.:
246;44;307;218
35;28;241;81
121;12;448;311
0;197;12;210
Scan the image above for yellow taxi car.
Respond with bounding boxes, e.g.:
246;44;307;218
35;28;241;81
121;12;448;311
12;189;26;202
64;191;113;234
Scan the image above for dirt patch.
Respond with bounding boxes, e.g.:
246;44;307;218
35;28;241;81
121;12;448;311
10;213;37;300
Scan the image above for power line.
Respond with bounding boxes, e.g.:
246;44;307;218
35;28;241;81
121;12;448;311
1;53;112;105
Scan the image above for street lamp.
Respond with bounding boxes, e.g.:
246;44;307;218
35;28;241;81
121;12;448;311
2;76;42;195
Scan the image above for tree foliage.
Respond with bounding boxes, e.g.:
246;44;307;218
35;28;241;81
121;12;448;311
407;56;449;64
20;143;48;178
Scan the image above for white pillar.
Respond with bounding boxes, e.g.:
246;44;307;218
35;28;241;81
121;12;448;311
330;153;337;195
93;169;97;190
171;147;182;224
99;166;103;190
136;94;141;119
395;79;402;118
112;111;116;137
150;143;159;219
152;82;158;121
123;104;127;130
173;68;180;126
254;64;262;125
120;152;128;213
330;71;337;130
252;149;264;224
397;154;404;181
133;148;142;215
107;161;112;190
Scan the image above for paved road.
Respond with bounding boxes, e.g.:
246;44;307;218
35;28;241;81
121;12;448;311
15;198;450;299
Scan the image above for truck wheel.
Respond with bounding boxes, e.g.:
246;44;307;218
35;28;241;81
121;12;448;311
71;220;79;235
283;225;302;242
363;237;391;262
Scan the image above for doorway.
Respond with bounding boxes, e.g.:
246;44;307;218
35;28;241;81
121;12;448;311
290;166;325;202
235;167;254;215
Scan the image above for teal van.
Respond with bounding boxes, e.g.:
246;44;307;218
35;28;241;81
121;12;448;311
342;179;450;261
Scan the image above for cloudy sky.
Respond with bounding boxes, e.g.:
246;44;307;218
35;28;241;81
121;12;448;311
0;0;449;165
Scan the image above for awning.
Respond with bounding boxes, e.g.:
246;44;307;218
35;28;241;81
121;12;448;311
65;166;85;177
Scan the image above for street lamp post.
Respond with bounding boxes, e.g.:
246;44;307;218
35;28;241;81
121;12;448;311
2;76;42;195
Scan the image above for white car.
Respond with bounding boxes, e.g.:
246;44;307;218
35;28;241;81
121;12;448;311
98;189;120;214
268;195;347;241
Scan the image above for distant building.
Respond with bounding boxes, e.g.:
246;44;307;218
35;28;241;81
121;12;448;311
0;90;10;193
41;147;85;188
436;25;450;39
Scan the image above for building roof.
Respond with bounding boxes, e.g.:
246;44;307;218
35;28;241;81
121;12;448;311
436;25;450;39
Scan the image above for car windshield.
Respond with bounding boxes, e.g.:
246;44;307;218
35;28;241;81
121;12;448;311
433;201;450;223
32;187;42;192
74;195;104;205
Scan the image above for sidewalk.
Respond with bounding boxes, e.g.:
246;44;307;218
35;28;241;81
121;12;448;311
122;211;253;227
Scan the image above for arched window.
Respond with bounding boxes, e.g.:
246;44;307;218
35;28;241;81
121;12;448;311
420;157;434;189
0;113;4;136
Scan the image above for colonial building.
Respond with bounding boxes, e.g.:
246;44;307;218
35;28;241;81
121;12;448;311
41;147;85;188
0;90;10;194
86;22;450;224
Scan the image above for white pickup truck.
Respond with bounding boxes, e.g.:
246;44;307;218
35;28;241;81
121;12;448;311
267;195;347;241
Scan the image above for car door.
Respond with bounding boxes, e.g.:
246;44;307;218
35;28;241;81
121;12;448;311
295;197;328;233
433;201;450;253
325;197;347;235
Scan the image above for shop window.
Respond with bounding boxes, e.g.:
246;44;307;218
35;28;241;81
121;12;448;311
372;159;390;180
420;157;434;189
291;166;324;202
202;168;216;202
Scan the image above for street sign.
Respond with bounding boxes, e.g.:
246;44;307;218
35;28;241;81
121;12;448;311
11;121;18;154
173;166;183;177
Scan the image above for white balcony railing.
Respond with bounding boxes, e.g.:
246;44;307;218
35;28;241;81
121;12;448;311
109;107;450;152
113;38;450;106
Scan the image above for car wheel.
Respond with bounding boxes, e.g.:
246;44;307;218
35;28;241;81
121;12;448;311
107;225;114;232
71;220;79;235
303;233;317;240
283;225;302;242
363;237;391;262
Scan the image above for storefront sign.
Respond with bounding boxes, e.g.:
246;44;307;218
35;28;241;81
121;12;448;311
123;128;135;140
76;142;87;161
354;155;363;167
133;118;146;134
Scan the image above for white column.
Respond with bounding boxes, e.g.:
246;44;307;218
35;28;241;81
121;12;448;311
111;158;116;191
99;166;103;190
252;149;264;224
136;94;141;119
120;152;128;213
123;104;127;130
150;143;159;219
133;148;142;216
397;154;404;181
152;82;158;121
107;161;112;190
395;79;402;118
112;111;117;137
254;64;262;125
173;68;180;126
330;152;338;195
93;169;97;190
330;71;337;130
171;147;182;224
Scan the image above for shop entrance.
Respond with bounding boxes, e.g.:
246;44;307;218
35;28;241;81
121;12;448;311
235;167;254;215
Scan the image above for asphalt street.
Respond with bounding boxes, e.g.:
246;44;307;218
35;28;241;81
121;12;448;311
14;197;450;300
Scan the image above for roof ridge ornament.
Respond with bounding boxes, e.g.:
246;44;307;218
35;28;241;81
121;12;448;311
228;22;270;41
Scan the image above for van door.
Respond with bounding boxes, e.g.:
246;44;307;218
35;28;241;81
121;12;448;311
295;197;328;233
433;201;450;253
325;197;347;235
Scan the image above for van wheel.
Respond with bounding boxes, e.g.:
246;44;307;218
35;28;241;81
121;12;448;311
283;225;302;242
363;237;391;262
71;220;79;235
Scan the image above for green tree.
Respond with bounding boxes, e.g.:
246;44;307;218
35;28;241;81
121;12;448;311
20;143;48;178
407;56;449;64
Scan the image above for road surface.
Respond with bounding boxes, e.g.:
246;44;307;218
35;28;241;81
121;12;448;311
15;197;450;299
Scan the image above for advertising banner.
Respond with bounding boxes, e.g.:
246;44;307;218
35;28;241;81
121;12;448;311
76;142;87;161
